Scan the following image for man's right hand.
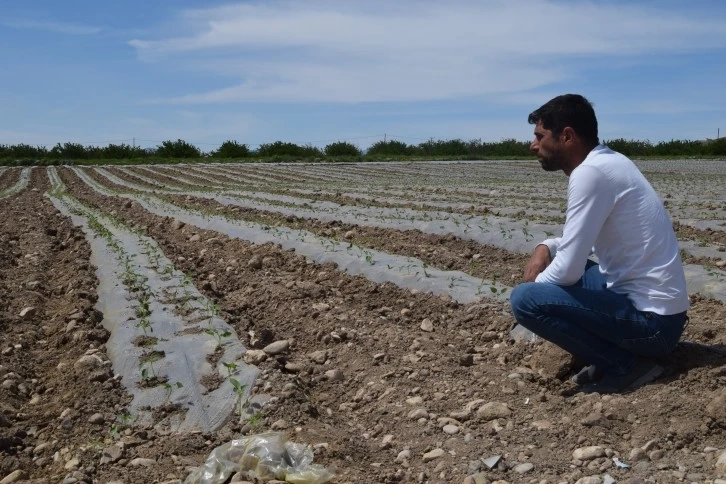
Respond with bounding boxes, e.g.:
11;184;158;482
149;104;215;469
523;244;552;282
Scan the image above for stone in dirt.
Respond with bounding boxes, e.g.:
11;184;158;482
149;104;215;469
243;349;267;364
572;446;606;461
476;402;511;420
0;470;28;483
420;318;434;332
705;388;726;420
262;340;289;355
717;450;726;473
422;448;445;462
19;307;36;320
527;341;575;379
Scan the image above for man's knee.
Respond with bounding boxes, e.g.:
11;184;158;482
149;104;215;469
510;282;539;319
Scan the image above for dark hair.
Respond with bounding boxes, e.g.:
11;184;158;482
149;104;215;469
528;94;599;146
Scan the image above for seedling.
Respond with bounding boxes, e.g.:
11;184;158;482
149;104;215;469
162;381;184;401
222;361;239;377
136;316;152;336
109;412;136;438
229;378;249;417
206;326;232;347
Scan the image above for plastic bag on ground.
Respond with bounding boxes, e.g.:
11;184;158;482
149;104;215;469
509;323;540;343
184;431;335;484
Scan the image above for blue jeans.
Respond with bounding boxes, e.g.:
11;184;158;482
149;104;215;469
510;261;687;376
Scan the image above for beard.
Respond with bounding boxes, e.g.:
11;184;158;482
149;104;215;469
536;148;565;172
538;158;560;172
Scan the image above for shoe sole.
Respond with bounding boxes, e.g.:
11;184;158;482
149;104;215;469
579;364;664;394
626;364;664;390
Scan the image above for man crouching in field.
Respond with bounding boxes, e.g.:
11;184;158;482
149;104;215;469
509;94;689;394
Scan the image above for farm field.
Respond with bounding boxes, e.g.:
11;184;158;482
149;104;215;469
0;160;725;483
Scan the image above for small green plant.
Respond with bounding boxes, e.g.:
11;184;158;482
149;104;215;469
229;378;249;417
222;361;239;377
162;381;184;401
136;316;152;336
140;353;163;382
109;412;136;438
206;326;232;347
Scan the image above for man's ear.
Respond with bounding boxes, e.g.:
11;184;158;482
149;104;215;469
561;126;575;144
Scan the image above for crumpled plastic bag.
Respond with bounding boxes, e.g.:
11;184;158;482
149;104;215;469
509;323;539;343
184;431;335;484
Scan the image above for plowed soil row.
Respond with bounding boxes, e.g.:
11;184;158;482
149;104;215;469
0;167;20;192
0;169;131;482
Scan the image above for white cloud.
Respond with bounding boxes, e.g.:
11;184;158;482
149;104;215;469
129;0;726;104
1;18;101;35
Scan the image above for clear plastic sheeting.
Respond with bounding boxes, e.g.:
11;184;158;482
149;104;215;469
184;432;334;484
74;167;512;303
0;167;31;199
47;168;258;432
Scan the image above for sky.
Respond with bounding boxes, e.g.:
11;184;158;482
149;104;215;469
1;0;726;152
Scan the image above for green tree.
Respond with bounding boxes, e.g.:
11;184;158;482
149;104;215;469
366;140;412;156
324;141;361;157
212;140;250;158
155;139;201;158
50;142;88;160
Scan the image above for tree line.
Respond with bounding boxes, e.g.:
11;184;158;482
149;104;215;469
1;137;725;165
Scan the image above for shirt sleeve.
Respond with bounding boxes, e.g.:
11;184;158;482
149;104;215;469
535;165;615;285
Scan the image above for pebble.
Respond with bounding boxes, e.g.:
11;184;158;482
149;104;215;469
262;340;289;355
575;477;602;484
243;350;267;364
442;424;459;435
513;462;534;474
628;447;647;461
648;449;664;461
572;446;605;461
395;449;410;463
462;473;489;484
717;450;726;473
0;470;28;483
19;307;37;320
531;420;552;430
308;350;327;364
408;408;428;419
100;444;124;464
88;413;104;424
73;355;103;371
405;396;423;405
271;419;288;430
422;448;445;462
284;362;304;373
324;369;344;382
129;457;156;467
420;319;434;332
476;402;511;420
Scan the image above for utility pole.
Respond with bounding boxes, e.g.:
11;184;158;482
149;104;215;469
133;137;136;148
384;133;386;143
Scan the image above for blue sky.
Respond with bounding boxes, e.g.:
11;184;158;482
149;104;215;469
1;1;725;152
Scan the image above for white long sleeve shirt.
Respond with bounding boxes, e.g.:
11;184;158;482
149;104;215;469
535;145;689;315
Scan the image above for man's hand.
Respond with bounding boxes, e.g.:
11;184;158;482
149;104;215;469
523;244;552;282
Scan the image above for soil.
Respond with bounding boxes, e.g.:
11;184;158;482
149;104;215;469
0;166;724;484
0;168;21;191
